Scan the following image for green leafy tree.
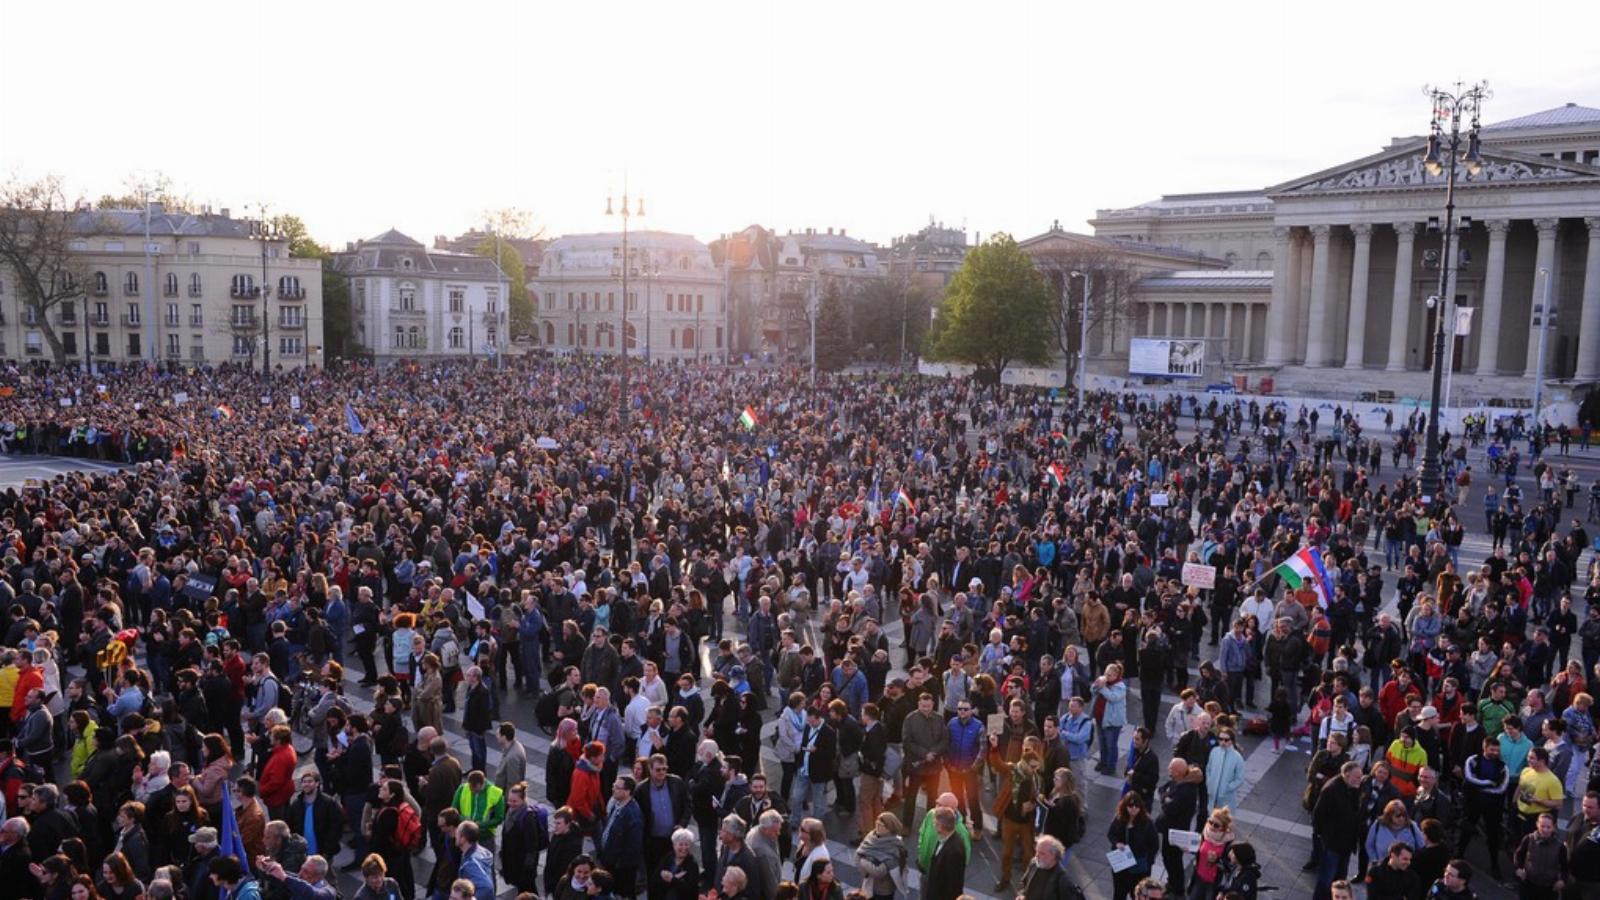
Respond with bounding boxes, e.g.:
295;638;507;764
264;215;356;361
474;236;530;339
271;214;326;259
930;233;1054;383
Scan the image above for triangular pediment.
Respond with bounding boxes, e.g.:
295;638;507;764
1268;142;1600;197
1019;229;1224;269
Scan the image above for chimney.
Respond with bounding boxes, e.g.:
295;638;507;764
346;242;355;252
840;228;847;237
220;208;231;219
827;227;834;236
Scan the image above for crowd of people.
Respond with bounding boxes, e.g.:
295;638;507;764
0;354;1594;900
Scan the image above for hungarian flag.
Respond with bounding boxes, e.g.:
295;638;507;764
896;489;916;515
215;404;234;420
738;406;758;431
1271;546;1337;608
1046;462;1067;488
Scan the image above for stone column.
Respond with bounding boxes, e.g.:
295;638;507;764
1144;302;1156;338
1386;223;1417;371
1576;218;1600;382
1242;303;1256;361
1343;224;1374;369
1525;218;1560;378
1475;220;1511;374
1263;227;1293;364
1304;225;1335;366
1173;304;1188;338
1199;303;1211;341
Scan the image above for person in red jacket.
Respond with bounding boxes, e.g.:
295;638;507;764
9;654;42;725
258;725;299;816
1378;667;1421;730
566;741;607;835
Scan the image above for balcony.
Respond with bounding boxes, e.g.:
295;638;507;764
123;285;139;297
164;316;180;328
90;314;110;327
482;311;507;325
278;317;305;330
190;347;205;361
390;306;425;317
278;286;306;300
190;315;204;327
230;285;260;299
163;286;178;298
57;310;77;326
229;316;259;331
166;345;181;359
189;285;203;298
92;285;108;297
121;313;142;327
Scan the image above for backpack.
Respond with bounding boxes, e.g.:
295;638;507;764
394;802;425;852
440;639;461;670
529;802;552;852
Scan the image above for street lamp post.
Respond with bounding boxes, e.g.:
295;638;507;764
1070;269;1092;395
606;186;644;425
1417;81;1488;503
249;214;282;383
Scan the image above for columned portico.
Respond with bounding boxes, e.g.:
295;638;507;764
1576;217;1600;382
1387;223;1417;372
1524;218;1559;378
1343;224;1373;369
1303;225;1335;366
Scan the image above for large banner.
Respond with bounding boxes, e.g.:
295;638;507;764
1129;338;1205;378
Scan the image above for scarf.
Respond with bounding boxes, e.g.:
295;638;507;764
856;829;906;876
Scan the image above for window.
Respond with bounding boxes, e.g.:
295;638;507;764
580;291;588;310
487;327;497;348
697;294;704;313
164;273;178;297
233;335;253;356
231;274;256;297
354;280;366;313
449;326;464;349
544;321;555;344
579;324;588;347
407;326;420;348
449;289;465;314
166;334;180;358
670;329;676;348
544;291;554;310
716;326;723;348
279;336;303;356
607;292;615;311
191;339;205;361
394;326;405;348
94;333;110;356
280;308;303;328
278;275;301;297
127;333;140;357
62;332;77;356
567;323;574;345
125;303;140;325
566;292;573;311
93;271;109;295
191;304;203;326
186;241;201;256
485;288;498;307
93;302;108;325
124;272;139;296
399;283;416;311
1256;251;1271;269
24;332;42;355
189;273;203;296
682;327;695;349
166;303;179;327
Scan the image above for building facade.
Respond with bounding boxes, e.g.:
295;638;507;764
885;220;970;301
1086;102;1600;397
712;226;880;360
0;206;324;369
529;231;726;360
334;230;507;363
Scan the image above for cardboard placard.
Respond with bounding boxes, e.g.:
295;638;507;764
1181;563;1217;590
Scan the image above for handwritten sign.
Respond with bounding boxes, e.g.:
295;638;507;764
1150;492;1170;507
1181;563;1217;590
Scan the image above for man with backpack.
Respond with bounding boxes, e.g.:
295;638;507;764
499;783;546;896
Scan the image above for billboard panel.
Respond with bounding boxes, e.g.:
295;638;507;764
1129;338;1206;378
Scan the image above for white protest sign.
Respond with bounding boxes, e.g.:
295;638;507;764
1181;563;1217;590
1167;829;1202;853
1150;492;1170;507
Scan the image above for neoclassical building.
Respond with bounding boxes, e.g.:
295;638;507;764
1086;102;1600;396
334;229;508;363
530;231;726;360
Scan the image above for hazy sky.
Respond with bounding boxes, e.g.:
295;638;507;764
4;2;1598;253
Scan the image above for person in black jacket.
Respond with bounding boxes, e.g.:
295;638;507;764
638;755;692;880
1313;762;1364;900
1154;759;1200;896
791;707;836;823
1364;842;1421;900
828;701;864;830
858;704;889;838
461;667;494;775
925;807;967;900
286;771;345;863
1106;792;1158;900
1137;627;1170;734
1124;727;1160;809
499;783;541;894
543;813;585;899
331;715;375;871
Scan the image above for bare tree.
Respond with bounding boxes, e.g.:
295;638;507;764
481;207;545;241
1035;247;1143;387
0;176;96;365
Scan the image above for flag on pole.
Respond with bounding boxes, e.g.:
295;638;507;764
345;403;367;436
218;782;252;873
738;406;758;431
896;488;917;515
215;404;234;420
1271;545;1337;608
1046;462;1067;488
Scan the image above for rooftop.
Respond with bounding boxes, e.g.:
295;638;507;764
1484;102;1600;131
1138;270;1273;291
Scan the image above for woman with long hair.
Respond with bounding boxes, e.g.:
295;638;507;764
69;876;102;900
158;785;209;868
1106;791;1157;900
96;853;142;900
547;718;583;809
1040;767;1085;865
793;818;830;885
368;779;416;900
799;859;843;900
192;734;232;823
29;855;77;900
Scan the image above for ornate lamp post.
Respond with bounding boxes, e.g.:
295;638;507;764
248;214;283;382
1417;81;1488;503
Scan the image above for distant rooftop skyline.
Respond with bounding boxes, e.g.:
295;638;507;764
3;2;1598;251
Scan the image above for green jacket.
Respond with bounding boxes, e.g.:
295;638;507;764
916;808;971;873
451;782;506;838
70;719;98;780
